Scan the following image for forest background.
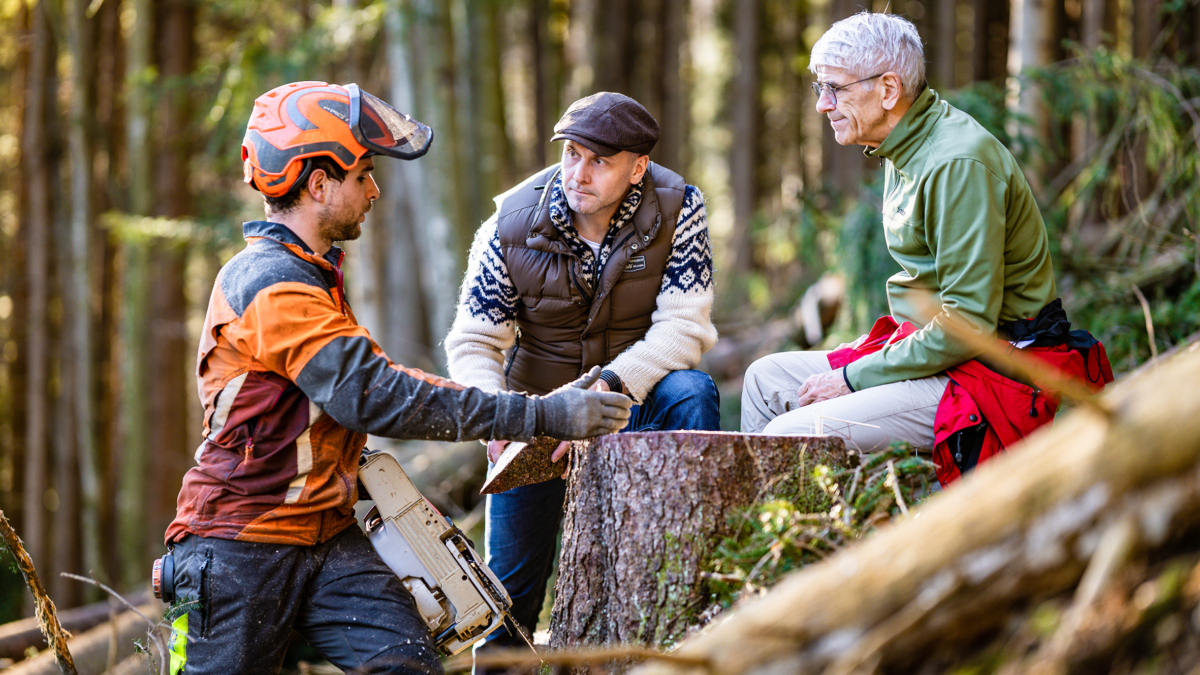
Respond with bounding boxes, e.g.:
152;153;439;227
0;0;1198;627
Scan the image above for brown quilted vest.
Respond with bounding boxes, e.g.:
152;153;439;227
496;162;687;395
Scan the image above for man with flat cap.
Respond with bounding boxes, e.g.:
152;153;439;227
446;92;720;658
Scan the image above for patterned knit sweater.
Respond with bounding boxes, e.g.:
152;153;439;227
445;172;717;403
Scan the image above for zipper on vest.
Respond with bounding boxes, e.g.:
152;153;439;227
568;266;592;303
504;332;520;386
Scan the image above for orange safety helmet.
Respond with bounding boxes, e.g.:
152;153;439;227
241;81;433;198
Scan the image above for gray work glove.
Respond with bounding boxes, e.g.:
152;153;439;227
534;366;633;440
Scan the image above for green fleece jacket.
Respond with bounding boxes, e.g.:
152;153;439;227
846;87;1057;391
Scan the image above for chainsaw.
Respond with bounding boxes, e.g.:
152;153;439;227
356;448;535;656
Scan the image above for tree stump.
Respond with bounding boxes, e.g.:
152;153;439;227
549;431;849;652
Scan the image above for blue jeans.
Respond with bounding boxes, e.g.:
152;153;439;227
479;370;719;655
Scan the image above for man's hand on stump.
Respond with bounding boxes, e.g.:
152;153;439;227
796;370;852;407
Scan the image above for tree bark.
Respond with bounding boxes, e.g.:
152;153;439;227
550;432;850;651
634;341;1200;675
119;0;154;589
383;0;456;371
1007;0;1057;185
728;0;761;283
396;0;464;356
144;0;196;563
65;0;102;590
933;0;957;90
20;0;57;609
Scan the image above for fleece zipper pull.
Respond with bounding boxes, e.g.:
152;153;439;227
1029;389;1039;418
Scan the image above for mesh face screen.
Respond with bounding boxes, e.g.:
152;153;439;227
359;89;432;158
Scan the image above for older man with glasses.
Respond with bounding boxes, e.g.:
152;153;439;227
741;12;1075;473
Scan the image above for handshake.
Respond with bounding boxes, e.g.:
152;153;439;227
533;366;633;440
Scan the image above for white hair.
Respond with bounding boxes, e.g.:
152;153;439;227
809;12;926;101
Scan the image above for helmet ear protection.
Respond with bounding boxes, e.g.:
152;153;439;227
243;155;317;199
241;81;433;197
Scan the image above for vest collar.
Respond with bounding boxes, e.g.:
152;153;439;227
528;169;658;244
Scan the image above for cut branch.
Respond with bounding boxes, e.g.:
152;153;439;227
0;510;77;675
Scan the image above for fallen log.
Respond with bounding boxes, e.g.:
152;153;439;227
633;340;1200;675
5;603;161;675
105;652;151;675
549;432;851;652
0;590;151;663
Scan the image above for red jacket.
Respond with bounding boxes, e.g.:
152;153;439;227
829;312;1112;486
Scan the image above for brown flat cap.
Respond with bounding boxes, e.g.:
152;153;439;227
551;92;660;157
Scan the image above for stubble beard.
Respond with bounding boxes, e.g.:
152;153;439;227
566;186;621;217
318;202;363;243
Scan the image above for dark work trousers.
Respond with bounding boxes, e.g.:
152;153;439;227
167;526;443;675
474;370;720;669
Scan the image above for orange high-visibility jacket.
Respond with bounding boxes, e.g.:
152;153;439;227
166;221;537;546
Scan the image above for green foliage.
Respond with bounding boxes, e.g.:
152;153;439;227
1021;41;1200;371
0;541;22;624
832;178;890;331
706;444;937;608
164;596;199;624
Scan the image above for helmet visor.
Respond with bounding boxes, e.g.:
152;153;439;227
348;84;433;160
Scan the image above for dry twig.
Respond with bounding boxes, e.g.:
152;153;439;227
0;510;78;675
444;645;712;673
59;573;172;675
1130;283;1159;359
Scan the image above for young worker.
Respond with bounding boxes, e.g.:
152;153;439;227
161;81;633;675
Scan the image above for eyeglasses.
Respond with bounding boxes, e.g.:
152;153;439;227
811;73;886;106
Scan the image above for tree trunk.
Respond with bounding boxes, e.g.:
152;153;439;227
20;0;57;610
146;0;195;559
635;342;1200;675
972;0;1009;83
90;0;126;594
384;0;457;371
933;0;957;90
0;590;150;662
401;0;465;354
65;0;102;590
550;432;850;651
653;0;688;175
118;0;154;589
728;0;760;284
1007;0;1057;185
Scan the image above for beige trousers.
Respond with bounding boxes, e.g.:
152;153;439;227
740;350;949;453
